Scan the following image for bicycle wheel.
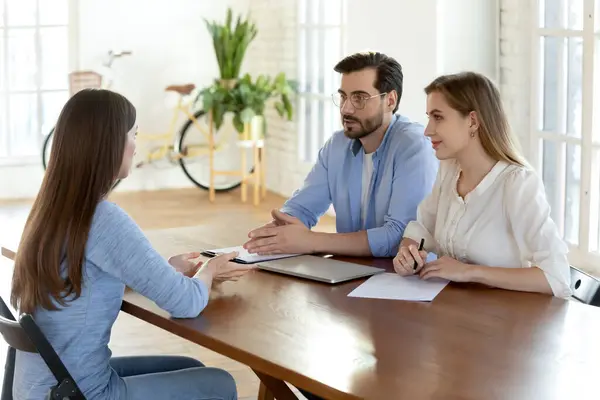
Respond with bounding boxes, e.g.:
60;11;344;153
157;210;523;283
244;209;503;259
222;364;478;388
177;110;255;191
41;127;54;170
41;126;121;189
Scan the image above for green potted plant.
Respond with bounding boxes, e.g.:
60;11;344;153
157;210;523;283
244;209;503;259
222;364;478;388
199;8;297;138
204;8;257;89
233;73;297;137
196;73;297;137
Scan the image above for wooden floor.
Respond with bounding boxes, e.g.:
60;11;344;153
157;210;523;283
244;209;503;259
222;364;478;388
0;187;336;399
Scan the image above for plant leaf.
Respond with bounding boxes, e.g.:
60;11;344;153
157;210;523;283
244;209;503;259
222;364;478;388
274;102;285;117
282;94;293;120
202;91;214;111
207;7;258;80
226;7;232;30
240;107;256;123
212;103;225;131
233;112;244;133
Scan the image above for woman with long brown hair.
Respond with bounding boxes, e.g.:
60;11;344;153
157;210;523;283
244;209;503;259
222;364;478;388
393;72;571;297
11;88;251;399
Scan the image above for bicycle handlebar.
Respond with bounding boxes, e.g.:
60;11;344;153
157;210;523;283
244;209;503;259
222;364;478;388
103;50;133;68
109;50;132;58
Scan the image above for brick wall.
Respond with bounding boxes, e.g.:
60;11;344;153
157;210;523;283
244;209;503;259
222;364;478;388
240;0;306;198
499;0;534;158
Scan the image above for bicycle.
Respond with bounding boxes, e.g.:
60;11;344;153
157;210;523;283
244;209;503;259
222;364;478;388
41;50;257;193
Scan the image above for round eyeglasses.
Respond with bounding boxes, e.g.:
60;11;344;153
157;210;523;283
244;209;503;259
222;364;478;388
332;92;387;110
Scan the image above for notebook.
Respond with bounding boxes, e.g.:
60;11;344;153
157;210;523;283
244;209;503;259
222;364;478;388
201;245;301;264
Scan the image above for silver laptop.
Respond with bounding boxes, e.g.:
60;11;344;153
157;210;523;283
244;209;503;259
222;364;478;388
256;255;385;284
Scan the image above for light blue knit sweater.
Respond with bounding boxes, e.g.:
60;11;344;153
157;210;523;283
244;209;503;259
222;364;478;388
13;200;209;399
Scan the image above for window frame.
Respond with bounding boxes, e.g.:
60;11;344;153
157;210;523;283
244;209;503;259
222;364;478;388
530;0;600;271
296;0;347;168
0;0;77;166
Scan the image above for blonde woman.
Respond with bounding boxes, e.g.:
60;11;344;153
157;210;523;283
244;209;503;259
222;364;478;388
393;72;571;297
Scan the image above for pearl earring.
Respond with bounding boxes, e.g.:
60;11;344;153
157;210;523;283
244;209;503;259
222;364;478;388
470;131;475;138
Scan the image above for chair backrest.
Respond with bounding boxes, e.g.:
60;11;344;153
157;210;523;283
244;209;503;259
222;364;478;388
0;313;36;353
0;295;17;400
0;256;86;399
0;253;16;400
570;266;600;306
0;296;36;353
0;294;15;321
0;313;86;399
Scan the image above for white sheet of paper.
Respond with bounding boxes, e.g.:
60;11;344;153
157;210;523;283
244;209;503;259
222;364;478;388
208;245;300;263
348;273;449;301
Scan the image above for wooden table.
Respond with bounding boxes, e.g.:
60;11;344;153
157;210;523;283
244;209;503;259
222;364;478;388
6;227;600;399
124;227;600;400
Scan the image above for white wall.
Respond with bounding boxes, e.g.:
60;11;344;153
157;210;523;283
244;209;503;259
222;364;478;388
345;0;497;125
345;0;438;125
438;0;499;79
0;0;247;199
76;0;239;134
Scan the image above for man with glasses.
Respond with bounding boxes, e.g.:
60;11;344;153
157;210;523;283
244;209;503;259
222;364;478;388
244;51;438;259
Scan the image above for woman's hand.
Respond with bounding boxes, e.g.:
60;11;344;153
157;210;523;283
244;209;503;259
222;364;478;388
168;252;202;277
195;252;255;283
419;256;473;282
393;241;427;276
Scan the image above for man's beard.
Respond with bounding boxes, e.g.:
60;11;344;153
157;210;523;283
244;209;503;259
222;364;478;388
342;111;384;139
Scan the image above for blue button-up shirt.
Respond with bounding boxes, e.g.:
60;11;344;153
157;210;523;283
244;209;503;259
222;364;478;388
281;114;439;257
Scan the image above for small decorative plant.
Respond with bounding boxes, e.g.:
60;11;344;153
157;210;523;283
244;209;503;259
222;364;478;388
197;73;297;134
198;7;297;136
204;8;257;82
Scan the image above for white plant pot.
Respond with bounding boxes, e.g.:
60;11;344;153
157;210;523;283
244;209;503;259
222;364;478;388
250;115;265;141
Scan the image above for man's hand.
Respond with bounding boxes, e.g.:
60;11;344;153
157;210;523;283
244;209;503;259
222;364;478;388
244;209;314;255
253;209;303;230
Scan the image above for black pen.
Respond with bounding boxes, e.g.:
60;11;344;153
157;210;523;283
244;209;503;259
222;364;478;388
413;238;425;270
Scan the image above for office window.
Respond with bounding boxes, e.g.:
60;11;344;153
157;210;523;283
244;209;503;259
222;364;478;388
297;0;346;163
531;0;600;270
0;0;71;162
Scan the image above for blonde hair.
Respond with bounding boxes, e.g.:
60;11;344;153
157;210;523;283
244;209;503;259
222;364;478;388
424;71;528;167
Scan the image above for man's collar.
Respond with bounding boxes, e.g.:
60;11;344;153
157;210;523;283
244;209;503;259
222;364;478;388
350;114;399;156
351;140;363;156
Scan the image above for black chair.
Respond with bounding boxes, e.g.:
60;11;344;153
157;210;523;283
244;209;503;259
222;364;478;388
0;296;15;400
570;266;600;307
0;295;86;400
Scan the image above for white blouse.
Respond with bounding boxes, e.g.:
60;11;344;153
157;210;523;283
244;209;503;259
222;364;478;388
403;159;572;298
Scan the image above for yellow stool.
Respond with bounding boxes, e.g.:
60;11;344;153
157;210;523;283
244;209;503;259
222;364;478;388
207;111;266;206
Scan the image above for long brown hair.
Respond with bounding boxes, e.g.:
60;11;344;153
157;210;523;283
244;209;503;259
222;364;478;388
11;89;136;313
424;71;527;167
